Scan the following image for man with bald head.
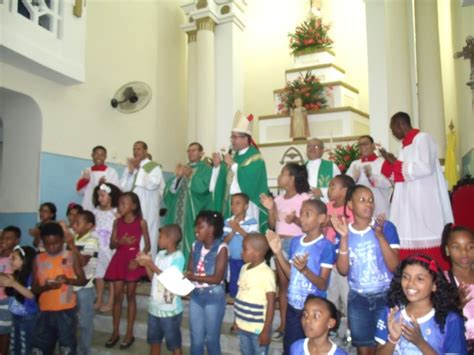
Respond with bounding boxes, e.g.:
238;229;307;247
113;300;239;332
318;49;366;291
121;141;165;258
305;138;340;202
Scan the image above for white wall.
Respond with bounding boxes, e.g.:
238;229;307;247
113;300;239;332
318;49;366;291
243;0;369;139
0;88;42;213
0;0;188;171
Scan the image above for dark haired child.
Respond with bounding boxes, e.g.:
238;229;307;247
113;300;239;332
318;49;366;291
441;223;474;352
332;185;399;355
136;224;185;355
64;210;99;354
290;295;347;355
93;183;120;312
1;245;38;355
185;210;228;355
375;255;467;354
66;203;84;233
260;162;310;340
0;226;20;354
235;234;276;355
29;202;57;248
223;193;258;299
325;175;355;337
104;192;150;349
266;199;335;354
31;222;87;354
76;145;120;211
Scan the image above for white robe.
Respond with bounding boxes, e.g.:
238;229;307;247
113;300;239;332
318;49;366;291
389;132;453;249
306;158;341;203
77;166;120;211
121;158;165;258
346;156;392;217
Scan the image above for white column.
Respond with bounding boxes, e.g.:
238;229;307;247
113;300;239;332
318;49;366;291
186;30;197;143
196;17;216;152
365;0;416;151
215;18;245;150
414;1;446;157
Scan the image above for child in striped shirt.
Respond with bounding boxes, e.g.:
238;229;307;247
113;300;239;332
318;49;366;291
235;234;276;355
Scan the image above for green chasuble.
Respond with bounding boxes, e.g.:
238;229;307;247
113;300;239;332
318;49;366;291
305;159;334;188
163;159;213;264
213;146;269;233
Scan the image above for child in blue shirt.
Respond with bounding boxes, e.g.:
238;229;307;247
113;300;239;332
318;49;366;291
331;184;400;353
267;199;335;354
375;255;467;354
223;193;259;299
290;295;347;355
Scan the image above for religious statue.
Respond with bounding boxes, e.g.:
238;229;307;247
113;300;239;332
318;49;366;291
290;97;310;140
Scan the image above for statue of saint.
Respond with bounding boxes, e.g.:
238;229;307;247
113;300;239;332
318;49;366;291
290;97;310;140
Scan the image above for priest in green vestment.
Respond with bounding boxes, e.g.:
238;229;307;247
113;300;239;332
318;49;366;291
211;111;269;233
306;138;340;202
163;142;213;263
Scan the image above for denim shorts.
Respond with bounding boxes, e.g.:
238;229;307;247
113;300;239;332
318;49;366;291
347;289;388;347
147;312;183;351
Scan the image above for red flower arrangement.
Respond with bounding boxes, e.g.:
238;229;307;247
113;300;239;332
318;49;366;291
288;15;333;56
277;71;329;114
327;143;360;173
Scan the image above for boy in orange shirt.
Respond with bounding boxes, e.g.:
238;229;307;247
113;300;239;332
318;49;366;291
31;222;87;354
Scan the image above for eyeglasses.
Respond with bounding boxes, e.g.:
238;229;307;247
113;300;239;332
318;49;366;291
307;144;323;149
230;135;245;140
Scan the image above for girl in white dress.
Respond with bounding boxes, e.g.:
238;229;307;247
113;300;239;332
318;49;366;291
93;183;121;312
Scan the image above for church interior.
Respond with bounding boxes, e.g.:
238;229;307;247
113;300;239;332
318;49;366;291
1;0;474;353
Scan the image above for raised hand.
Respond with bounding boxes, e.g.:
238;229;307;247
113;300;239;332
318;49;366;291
260;194;274;211
265;230;282;254
402;314;427;348
352;166;361;182
82;169;91;180
119;233;136;246
182;166;193;178
0;274;14;287
285;211;297;224
212;152;221;167
330;215;349;237
136;251;152;267
363;165;372;178
175;163;184;177
459;282;473;308
311;188;322;199
224;153;234;168
228;219;240;232
379;148;397;164
387;306;403;341
292;253;309;272
374;214;386;239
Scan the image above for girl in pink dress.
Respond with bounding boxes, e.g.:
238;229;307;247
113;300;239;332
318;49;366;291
441;223;474;353
104;192;150;350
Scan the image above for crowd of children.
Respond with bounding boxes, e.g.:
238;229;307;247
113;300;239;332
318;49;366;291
0;150;473;355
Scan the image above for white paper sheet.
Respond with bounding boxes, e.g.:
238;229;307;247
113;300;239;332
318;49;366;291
157;265;195;296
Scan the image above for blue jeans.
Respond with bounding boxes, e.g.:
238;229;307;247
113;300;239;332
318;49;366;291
10;313;37;355
31;308;77;355
228;258;244;298
189;285;226;355
76;287;95;355
348;289;388;347
239;329;269;355
283;304;304;355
